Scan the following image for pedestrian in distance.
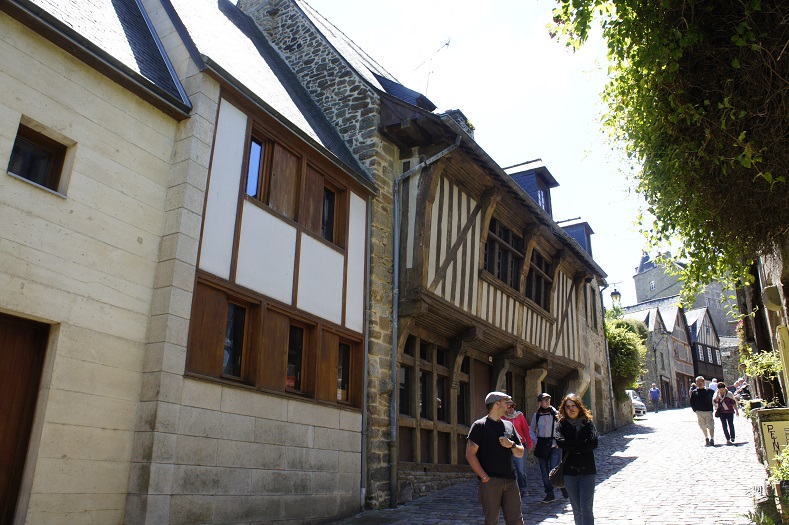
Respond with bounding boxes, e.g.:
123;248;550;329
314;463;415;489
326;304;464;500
690;376;716;446
555;393;599;525
708;377;719;393
714;382;740;444
503;400;533;497
649;383;661;413
529;393;568;504
466;391;525;525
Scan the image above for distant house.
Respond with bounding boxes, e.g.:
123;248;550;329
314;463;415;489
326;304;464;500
633;251;738;336
686;307;724;382
623;297;695;407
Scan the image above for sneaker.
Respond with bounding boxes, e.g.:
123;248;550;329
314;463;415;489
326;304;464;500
708;439;714;446
560;488;569;499
705;438;710;446
541;495;555;504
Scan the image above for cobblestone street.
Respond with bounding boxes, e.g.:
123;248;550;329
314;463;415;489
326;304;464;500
331;408;768;525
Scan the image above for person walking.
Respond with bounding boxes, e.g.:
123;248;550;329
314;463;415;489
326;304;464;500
649;383;661;413
529;393;568;503
690;376;716;446
503;400;533;497
555;393;599;525
466;391;525;525
714;382;740;444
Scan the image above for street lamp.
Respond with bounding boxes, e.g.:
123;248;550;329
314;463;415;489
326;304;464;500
610;288;621;305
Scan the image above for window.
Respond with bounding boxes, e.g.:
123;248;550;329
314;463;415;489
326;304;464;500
649;280;656;290
399;365;413;416
484;218;524;289
286;325;305;391
457;380;470;426
697;345;704;361
337;342;351;402
222;303;247;379
525;250;553;310
7;124;66;191
186;280;362;407
535;178;552;215
243;127;346;247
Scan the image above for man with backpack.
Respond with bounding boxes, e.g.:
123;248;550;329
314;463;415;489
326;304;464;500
529;393;568;503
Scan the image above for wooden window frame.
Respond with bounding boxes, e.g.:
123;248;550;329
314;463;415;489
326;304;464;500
525;249;553;311
484;218;524;290
7;124;66;191
186;279;362;408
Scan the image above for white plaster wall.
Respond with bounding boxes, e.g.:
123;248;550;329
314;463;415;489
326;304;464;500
344;192;366;332
236;201;297;303
198;98;247;279
0;13;177;524
297;236;344;325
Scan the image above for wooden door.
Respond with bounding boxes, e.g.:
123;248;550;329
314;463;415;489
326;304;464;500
471;359;491;421
0;314;47;524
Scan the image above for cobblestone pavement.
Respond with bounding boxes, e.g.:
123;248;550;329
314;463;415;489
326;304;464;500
330;408;767;525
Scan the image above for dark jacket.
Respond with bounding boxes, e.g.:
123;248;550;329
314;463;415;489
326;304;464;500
690;387;714;412
555;418;598;476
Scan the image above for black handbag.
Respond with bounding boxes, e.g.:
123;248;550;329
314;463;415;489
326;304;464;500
534;437;552;458
549;451;569;488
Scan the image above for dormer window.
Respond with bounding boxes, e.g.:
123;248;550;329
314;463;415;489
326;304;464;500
535;178;551;215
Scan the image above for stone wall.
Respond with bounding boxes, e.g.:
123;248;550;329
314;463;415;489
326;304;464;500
397;467;475;504
0;11;180;523
237;0;399;508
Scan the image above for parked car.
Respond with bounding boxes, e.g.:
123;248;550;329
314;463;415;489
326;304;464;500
626;389;647;417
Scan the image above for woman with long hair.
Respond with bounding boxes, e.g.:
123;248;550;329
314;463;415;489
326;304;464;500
555;393;598;525
714;382;740;444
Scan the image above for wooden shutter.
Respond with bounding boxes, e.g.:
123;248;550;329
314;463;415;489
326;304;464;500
269;144;300;220
315;330;339;402
186;282;227;377
301;166;324;235
259;309;289;391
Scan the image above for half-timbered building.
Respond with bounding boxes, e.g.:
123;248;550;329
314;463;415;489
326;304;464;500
686;307;724;381
236;0;612;505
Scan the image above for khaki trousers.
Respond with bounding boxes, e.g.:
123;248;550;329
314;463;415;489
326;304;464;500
478;477;523;525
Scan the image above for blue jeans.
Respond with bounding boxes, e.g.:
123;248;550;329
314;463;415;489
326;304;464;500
513;454;528;493
538;446;561;496
564;474;595;525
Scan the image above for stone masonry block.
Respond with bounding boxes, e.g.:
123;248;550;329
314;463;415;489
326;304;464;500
339;410;363;432
175;435;218;466
338;451;361;473
213;495;283;523
153;258;197;292
215;467;252;496
251;469;310;496
152;431;177;463
149;462;176;494
159;233;199;267
314;427;362;453
127;462;150;493
163;207;202;241
254;417;310;448
172;465;219;494
181;378;222;410
215;441;284;469
170;158;208;192
165;182;205;215
311;471;338;494
154;401;181;434
131;431;154;462
169;495;215;525
286;399;340;428
221;387;287;420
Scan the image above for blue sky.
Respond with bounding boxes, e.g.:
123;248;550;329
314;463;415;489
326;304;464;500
304;0;648;306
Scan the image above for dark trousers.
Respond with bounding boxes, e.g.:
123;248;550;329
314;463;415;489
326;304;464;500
478;477;523;525
538;447;561;496
719;413;735;441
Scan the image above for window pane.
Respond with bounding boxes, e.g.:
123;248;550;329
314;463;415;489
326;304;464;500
9;137;53;187
419;341;431;362
322;187;336;242
399;365;412;415
337;342;350;401
436;376;447;422
419;370;431;419
246;139;263;197
222;304;246;377
457;381;470;426
287;325;304;390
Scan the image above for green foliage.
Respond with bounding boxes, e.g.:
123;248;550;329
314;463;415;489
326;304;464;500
770;445;789;483
605;303;624;321
742;348;782;403
550;0;789;289
609;317;649;343
606;320;647;401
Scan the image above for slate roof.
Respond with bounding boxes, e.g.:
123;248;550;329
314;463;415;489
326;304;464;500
164;0;372;187
296;0;436;111
13;0;189;112
623;295;683;331
623;308;662;333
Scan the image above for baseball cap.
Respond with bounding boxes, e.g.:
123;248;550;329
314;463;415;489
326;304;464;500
537;393;552;402
485;391;512;404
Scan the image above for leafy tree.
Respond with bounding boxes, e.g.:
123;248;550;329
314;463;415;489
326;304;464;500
551;0;789;295
606;319;647;401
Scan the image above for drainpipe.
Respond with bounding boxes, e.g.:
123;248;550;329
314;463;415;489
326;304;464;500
389;136;461;508
360;195;373;509
600;283;617;430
